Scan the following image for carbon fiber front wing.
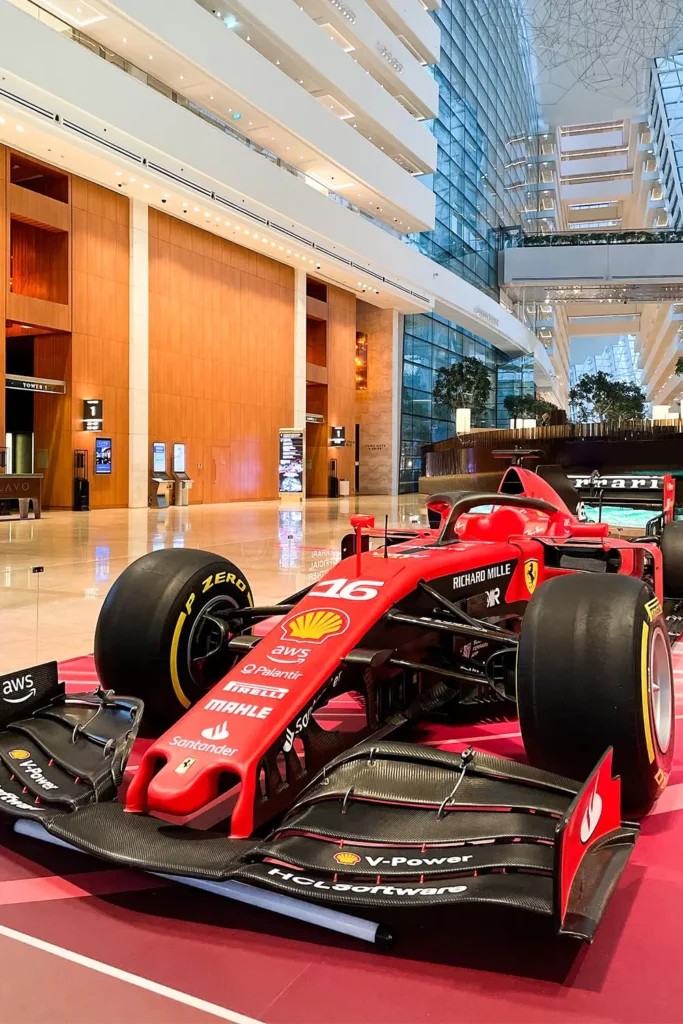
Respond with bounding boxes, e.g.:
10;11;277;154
0;672;637;943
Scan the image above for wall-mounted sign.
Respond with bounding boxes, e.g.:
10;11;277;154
95;437;112;475
330;426;346;448
279;429;304;495
152;442;166;475
5;374;66;395
83;399;103;432
173;443;186;474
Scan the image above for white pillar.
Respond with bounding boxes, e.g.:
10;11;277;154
293;268;307;429
390;310;402;495
128;198;149;508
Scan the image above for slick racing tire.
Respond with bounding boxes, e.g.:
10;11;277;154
517;574;674;814
95;549;253;732
661;520;683;599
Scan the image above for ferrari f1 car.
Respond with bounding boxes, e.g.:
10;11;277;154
0;458;680;945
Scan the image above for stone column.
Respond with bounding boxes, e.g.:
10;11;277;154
293;268;307;430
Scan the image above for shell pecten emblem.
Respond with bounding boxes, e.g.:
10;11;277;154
281;608;350;643
334;851;361;865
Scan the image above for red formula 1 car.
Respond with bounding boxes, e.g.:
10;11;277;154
0;457;680;945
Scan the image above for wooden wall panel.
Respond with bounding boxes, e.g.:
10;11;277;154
33;333;72;508
0;144;5;449
69;178;129;509
148;209;294;502
307;284;356;496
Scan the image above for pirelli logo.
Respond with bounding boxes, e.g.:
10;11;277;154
224;680;289;699
645;596;663;622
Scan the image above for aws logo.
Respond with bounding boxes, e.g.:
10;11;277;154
280;608;350;644
1;673;36;705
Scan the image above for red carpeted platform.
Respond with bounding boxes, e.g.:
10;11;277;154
0;651;682;1023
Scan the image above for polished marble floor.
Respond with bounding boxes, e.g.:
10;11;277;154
0;496;424;675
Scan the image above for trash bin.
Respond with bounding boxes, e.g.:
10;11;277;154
339;479;350;497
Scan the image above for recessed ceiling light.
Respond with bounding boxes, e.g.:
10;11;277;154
209;95;214;100
216;216;221;222
279;245;284;251
244;229;250;235
16;125;24;133
143;183;150;189
194;206;200;212
115;170;122;176
271;242;276;247
129;176;136;182
148;55;153;60
182;202;188;207
122;36;127;43
180;75;184;80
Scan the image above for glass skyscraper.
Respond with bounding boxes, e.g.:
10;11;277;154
399;0;539;491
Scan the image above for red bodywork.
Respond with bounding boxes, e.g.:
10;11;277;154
126;467;663;836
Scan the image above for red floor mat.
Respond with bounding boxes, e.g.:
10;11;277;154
3;649;682;1023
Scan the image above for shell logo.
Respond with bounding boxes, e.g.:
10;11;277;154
8;749;30;760
281;608;350;644
334;851;361;866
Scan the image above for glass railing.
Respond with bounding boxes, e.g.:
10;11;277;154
499;226;683;248
9;0;408;242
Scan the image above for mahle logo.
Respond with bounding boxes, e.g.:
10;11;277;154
281;608;349;643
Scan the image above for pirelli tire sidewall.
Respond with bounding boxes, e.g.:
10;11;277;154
94;549;253;731
517;574;674;814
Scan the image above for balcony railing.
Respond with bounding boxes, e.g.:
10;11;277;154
10;0;407;243
499;226;683;248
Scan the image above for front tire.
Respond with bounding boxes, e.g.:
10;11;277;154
517;573;674;814
95;549;253;731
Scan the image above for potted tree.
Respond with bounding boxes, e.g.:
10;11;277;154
432;356;492;436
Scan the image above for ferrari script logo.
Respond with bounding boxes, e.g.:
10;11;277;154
524;559;539;594
334;851;361;866
281;608;350;643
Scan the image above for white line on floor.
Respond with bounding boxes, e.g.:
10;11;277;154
0;923;265;1024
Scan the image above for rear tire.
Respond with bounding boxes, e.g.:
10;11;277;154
95;549;253;732
661;521;683;599
517;573;674;814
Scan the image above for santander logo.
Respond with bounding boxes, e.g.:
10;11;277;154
580;783;603;844
201;722;230;741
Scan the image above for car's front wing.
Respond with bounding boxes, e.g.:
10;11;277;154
0;673;637;944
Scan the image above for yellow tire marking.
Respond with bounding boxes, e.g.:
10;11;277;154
170;612;191;709
641;620;655;763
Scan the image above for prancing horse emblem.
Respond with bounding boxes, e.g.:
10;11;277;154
524;559;539;595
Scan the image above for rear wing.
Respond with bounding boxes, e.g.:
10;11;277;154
568;473;675;525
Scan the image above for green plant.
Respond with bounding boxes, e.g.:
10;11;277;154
675;356;683;376
503;394;556;425
432;356;492;433
568;371;645;423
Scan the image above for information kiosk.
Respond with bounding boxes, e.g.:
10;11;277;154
150;442;173;508
172;443;193;506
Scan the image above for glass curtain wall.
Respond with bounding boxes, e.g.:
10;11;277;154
400;0;539;492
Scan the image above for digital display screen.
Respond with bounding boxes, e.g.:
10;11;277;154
173;443;186;474
152;442;166;474
278;430;304;494
95;437;112;475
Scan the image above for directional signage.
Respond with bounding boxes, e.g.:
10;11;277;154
5;374;66;395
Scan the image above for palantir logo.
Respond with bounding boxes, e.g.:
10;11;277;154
201;722;230;741
1;673;36;704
